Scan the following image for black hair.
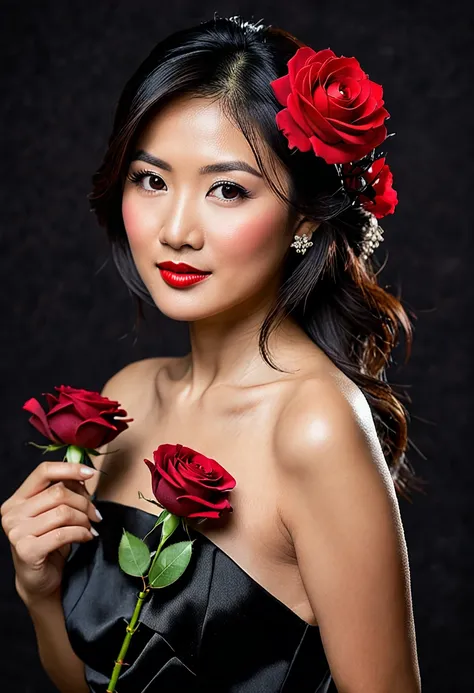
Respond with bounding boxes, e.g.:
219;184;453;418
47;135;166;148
89;14;424;500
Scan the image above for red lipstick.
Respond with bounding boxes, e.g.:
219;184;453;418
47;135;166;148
157;261;212;288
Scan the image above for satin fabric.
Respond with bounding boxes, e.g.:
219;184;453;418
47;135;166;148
61;497;332;692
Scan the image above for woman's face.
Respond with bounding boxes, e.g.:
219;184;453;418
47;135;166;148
122;95;306;323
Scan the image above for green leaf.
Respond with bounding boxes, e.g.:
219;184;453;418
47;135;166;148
118;530;151;577
154;512;168;528
148;540;193;588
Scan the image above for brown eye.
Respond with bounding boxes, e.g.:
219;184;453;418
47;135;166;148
145;174;165;191
210;181;251;203
127;170;165;193
217;183;240;200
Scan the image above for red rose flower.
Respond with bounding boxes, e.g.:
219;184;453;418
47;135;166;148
343;156;398;219
144;443;236;520
270;46;390;165
23;385;132;449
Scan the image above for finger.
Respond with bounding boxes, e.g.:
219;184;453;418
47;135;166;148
62;478;91;500
2;461;97;512
2;482;101;535
8;504;95;545
30;482;100;523
14;526;95;568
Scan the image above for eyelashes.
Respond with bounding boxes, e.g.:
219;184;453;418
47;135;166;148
126;168;254;203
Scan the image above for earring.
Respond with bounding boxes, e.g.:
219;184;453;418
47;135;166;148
290;233;313;255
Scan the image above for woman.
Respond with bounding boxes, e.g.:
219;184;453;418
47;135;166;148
2;14;422;692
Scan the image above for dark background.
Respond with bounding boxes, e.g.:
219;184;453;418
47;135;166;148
1;1;472;690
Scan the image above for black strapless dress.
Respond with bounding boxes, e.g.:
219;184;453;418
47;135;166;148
61;497;333;692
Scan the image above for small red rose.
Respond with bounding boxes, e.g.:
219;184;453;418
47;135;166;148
270;46;390;165
23;385;133;450
143;443;236;520
343;156;398;219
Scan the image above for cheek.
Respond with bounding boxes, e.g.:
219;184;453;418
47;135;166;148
220;209;285;260
121;196;151;247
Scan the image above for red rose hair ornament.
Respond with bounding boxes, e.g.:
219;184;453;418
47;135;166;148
270;45;399;258
270;47;389;165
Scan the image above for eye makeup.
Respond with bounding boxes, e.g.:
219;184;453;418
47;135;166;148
126;168;255;203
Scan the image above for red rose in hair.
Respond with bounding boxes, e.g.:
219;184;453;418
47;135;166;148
23;385;132;450
343;156;398;219
270;46;390;165
144;443;236;520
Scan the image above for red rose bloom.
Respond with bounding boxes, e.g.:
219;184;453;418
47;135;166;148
23;385;132;449
144;443;236;520
343;156;398;219
270;46;390;165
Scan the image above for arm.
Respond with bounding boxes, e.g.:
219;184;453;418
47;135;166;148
26;356;166;690
23;590;89;693
276;377;421;693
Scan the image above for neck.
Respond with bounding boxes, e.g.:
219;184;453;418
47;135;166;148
176;292;308;402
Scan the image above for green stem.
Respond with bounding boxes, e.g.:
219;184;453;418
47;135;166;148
105;515;182;688
106;589;150;692
146;533;167;579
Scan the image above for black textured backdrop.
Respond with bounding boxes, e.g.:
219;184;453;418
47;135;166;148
1;1;472;691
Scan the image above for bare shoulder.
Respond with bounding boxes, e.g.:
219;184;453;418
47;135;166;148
100;357;168;412
273;372;420;690
275;370;395;496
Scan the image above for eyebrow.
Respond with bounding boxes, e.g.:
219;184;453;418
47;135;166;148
131;149;263;179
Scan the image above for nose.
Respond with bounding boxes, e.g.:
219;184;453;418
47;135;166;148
159;190;203;250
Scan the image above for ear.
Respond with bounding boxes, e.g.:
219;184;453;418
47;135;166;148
292;216;321;241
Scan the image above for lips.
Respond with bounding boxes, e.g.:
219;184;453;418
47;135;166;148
157;261;211;274
157;261;212;288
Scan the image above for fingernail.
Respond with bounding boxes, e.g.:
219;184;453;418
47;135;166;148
95;508;103;521
80;467;96;476
90;527;99;537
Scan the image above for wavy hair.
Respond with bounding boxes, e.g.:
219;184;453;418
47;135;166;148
89;14;425;500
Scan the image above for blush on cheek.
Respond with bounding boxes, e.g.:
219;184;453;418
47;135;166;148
121;197;146;244
223;212;281;259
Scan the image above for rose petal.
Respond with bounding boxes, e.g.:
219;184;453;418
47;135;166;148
298;95;342;143
152;450;185;490
48;409;83;445
73;417;124;448
45;392;59;409
308;134;367;165
327;77;362;105
354;103;389;128
186;509;224;519
270;74;291;106
22;398;61;443
288;46;329;86
361;164;398;218
175;493;232;509
326;119;387;149
275;108;312;152
319;56;365;87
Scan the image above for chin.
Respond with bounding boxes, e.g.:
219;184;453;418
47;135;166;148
146;290;225;322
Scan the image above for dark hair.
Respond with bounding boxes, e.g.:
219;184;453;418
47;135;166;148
89;14;425;500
